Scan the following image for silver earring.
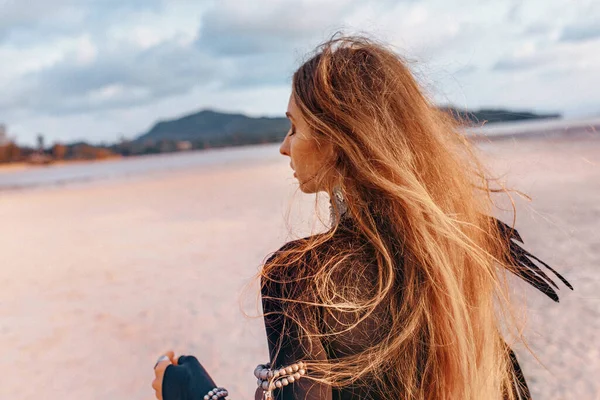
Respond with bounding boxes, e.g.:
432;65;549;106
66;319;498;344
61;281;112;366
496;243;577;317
329;185;347;225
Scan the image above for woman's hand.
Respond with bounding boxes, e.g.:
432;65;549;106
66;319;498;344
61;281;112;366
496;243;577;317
152;350;178;400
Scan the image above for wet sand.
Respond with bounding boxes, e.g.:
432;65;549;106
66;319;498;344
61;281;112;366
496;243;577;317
0;136;598;399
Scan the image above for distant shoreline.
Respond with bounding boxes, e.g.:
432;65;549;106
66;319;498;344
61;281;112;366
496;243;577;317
0;142;280;191
0;155;122;173
2;117;598;175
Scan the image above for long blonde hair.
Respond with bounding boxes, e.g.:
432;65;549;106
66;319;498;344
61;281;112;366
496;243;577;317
261;35;526;400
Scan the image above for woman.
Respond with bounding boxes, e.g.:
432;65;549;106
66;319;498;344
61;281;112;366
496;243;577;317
151;35;572;400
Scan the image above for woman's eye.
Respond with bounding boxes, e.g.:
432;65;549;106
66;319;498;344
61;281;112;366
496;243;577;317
289;126;296;136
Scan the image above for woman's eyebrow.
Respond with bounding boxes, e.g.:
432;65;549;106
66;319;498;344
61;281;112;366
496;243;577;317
285;112;295;121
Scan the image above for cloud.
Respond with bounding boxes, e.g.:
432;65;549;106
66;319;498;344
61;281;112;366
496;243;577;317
523;22;554;36
1;38;218;115
1;0;368;117
196;0;361;56
492;53;552;72
505;2;521;23
0;0;163;45
559;21;600;42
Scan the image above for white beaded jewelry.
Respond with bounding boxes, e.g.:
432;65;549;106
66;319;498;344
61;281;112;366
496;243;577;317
254;361;307;396
202;387;228;400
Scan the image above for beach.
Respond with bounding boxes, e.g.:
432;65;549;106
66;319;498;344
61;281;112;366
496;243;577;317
0;135;598;399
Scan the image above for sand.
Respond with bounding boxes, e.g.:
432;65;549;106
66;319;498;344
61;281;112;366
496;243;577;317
0;136;598;399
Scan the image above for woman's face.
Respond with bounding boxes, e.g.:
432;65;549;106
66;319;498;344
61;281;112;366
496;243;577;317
279;93;335;194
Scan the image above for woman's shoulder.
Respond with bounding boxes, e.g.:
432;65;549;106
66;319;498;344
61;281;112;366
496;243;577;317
266;216;362;259
263;231;333;266
261;235;322;295
261;230;371;299
261;229;355;303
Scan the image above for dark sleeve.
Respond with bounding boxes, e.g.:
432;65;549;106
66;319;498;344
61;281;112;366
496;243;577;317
261;247;333;400
162;355;219;400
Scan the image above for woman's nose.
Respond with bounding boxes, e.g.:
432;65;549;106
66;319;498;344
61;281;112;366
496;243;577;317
279;137;290;157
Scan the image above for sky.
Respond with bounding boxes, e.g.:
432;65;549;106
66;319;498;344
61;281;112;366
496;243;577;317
1;0;599;146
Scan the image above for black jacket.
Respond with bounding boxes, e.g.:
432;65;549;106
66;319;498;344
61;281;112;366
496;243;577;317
162;214;572;400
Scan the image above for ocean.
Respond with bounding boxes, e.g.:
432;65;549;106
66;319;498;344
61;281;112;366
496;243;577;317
0;143;282;191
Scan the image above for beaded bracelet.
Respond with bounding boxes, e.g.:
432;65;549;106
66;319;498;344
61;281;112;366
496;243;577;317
254;361;307;394
203;387;228;400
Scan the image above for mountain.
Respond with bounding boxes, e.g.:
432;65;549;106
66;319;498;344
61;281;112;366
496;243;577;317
136;109;290;147
134;107;561;149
